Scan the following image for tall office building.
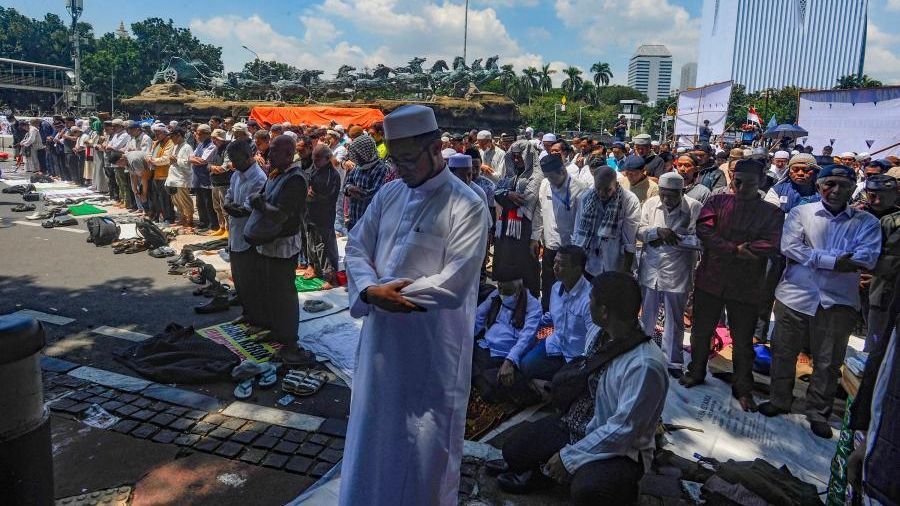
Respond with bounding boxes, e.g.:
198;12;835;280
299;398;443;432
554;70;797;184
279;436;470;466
696;0;867;92
680;62;697;90
627;45;672;104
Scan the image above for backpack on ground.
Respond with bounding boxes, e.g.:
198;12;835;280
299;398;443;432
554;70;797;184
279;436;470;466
86;216;120;246
136;220;168;249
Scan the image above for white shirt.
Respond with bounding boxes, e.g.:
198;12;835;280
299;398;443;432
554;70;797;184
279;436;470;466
544;277;593;361
21;125;42;149
776;201;881;316
126;133;152;153
567;162;594;189
341;167;489;506
468;181;493;230
473;290;542;365
559;338;669;473
637;195;702;293
480;146;506;183
165;142;194;188
107;130;129;152
533;175;588;250
573;188;641;276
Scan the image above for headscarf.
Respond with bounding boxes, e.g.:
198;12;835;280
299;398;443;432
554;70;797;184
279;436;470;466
348;135;378;166
502;139;539;177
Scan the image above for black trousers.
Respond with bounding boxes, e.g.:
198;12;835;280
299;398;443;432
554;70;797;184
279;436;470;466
230;248;256;323
253;252;299;344
687;289;758;397
540;248;558;312
195;188;218;231
471;346;539;406
64;153;80;183
755;255;786;341
502;416;644;506
150;179;175;222
105;163;120;201
306;206;340;278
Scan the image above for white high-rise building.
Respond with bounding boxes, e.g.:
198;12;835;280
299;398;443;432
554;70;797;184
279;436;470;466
696;0;867;92
680;62;697;90
627;45;672;104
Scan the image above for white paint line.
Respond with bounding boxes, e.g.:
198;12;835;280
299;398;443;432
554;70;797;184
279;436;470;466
12;220;86;233
92;325;151;343
477;403;547;444
11;309;75;325
222;401;325;432
68;366;152;393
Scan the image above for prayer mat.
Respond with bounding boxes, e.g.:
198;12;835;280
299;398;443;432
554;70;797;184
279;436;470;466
465;389;520;440
536;324;554;340
67;202;107;216
295;276;326;292
197;321;281;363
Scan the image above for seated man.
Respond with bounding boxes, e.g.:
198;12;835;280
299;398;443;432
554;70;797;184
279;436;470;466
519;245;592;381
473;275;542;404
492;272;668;505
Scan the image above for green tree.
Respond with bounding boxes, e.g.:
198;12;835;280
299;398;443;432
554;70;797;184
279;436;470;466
130;18;223;75
596;85;647;106
521;66;539;89
538;64;555;94
589;61;613;87
835;74;883;89
242;59;301;81
561;66;583;99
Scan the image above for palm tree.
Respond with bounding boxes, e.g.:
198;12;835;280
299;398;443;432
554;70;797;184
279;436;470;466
517;74;535;104
538;64;556;93
498;64;517;94
590;61;613;87
561;66;584;98
521;66;540;90
580;82;599;106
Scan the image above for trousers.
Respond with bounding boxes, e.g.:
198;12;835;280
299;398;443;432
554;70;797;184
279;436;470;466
151;179;175;222
195;187;218;230
769;301;856;423
519;339;566;381
306;206;340;278
502;416;644;506
540;248;558;312
114;167;134;208
686;290;758;398
170;187;194;224
640;287;688;367
211;186;229;230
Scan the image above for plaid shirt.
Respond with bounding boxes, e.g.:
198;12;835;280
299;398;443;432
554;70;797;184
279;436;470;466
344;159;390;229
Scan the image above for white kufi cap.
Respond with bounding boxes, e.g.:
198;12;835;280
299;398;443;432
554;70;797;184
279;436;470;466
658;171;685;190
542;133;557;143
477;130;492;140
383;104;439;141
441;148;457;160
774;150;789;160
448;153;472;168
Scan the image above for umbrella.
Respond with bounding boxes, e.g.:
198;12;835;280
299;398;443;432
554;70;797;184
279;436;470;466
764;124;809;139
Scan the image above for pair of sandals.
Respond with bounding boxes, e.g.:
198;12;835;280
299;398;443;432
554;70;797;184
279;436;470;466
12;203;35;212
282;369;328;397
232;360;278;400
113;238;147;254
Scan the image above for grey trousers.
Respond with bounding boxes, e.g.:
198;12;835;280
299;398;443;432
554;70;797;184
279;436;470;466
769;301;857;423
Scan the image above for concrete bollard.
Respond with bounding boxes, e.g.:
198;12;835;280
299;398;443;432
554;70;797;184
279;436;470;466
0;315;54;506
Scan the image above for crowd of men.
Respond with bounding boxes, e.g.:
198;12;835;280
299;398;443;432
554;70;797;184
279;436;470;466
10;108;900;505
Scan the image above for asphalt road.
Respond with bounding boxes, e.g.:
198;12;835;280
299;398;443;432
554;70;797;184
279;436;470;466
0;163;350;419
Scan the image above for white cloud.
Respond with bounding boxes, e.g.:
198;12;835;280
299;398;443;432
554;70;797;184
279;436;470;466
554;0;700;85
887;0;900;11
865;21;900;84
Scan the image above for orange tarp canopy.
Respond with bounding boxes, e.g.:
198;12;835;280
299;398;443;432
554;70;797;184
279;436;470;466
249;106;384;129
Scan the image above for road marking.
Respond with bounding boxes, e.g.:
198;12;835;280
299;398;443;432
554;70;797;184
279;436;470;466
68;366;152;393
12;220;87;233
92;325;151;342
11;309;75;325
222;401;325;432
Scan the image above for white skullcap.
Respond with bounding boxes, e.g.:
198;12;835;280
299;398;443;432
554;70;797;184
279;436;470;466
525;126;534;133
283;130;298;141
441;148;457;160
232;122;248;134
840;151;856;158
448;153;472;168
790;150;799;156
858;152;871;160
774;150;790;160
383;104;439;141
334;124;345;133
658;171;685;190
151;122;167;132
542;133;557;143
651;140;660;147
676;147;687;154
282;121;293;128
169;120;178;128
477;130;492;140
111;119;124;126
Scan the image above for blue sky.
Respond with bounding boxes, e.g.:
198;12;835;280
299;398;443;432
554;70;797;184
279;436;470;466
7;0;900;87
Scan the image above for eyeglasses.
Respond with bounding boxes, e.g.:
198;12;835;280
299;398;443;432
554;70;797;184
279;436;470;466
384;144;431;168
674;163;695;168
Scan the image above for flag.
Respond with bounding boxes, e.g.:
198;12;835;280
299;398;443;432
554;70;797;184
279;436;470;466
767;115;778;130
865;139;875;148
747;106;761;125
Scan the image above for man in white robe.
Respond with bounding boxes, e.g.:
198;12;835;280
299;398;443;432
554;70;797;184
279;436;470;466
341;105;489;506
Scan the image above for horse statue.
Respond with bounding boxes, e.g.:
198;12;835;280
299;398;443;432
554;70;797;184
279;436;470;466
451;56;469;71
371;64;393;80
335;65;357;80
470;58;484;72
429;60;449;73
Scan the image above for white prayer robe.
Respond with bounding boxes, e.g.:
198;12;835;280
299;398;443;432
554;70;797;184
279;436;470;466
341;167;489;506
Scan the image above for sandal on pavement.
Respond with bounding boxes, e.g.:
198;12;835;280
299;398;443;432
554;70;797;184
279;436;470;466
257;362;278;389
233;378;254;400
282;370;328;397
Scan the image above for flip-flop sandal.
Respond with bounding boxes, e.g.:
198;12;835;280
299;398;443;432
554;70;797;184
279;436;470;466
234;378;254;400
257;362;278;389
231;359;266;381
283;370;328;397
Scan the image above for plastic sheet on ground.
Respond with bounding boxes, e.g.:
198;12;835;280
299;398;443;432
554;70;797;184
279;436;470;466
297;309;360;386
662;377;838;490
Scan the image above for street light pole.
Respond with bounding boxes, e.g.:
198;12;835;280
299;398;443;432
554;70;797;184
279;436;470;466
578;105;589;132
241;45;261;80
463;0;469;63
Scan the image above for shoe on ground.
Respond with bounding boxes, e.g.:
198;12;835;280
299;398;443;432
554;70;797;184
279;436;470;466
757;402;790;418
194;296;230;314
810;420;833;439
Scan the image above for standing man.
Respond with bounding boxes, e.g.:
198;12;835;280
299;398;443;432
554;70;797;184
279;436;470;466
859;175;900;352
633;134;666;181
189;124;219;233
758;165;881;438
477;130;506;182
768;151;790;183
614;115;628;142
680;159;784;412
341;105;489;506
572;160;641;277
619;154;659;204
638;172;702;378
674;153;711;204
698;119;712;144
533;153;588;311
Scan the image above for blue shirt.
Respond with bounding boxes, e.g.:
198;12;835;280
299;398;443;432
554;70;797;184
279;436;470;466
191;138;215;188
544;277;593;362
474;290;542;366
225;162;266;252
776;201;881;315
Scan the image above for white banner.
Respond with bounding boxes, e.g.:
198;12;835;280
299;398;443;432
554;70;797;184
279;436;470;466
798;88;900;157
675;81;733;140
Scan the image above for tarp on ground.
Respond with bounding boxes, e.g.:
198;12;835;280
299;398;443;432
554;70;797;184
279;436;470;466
249;106;384;129
798;87;900;157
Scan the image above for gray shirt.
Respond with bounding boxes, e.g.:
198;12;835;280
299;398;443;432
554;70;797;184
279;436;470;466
226;162;267;252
